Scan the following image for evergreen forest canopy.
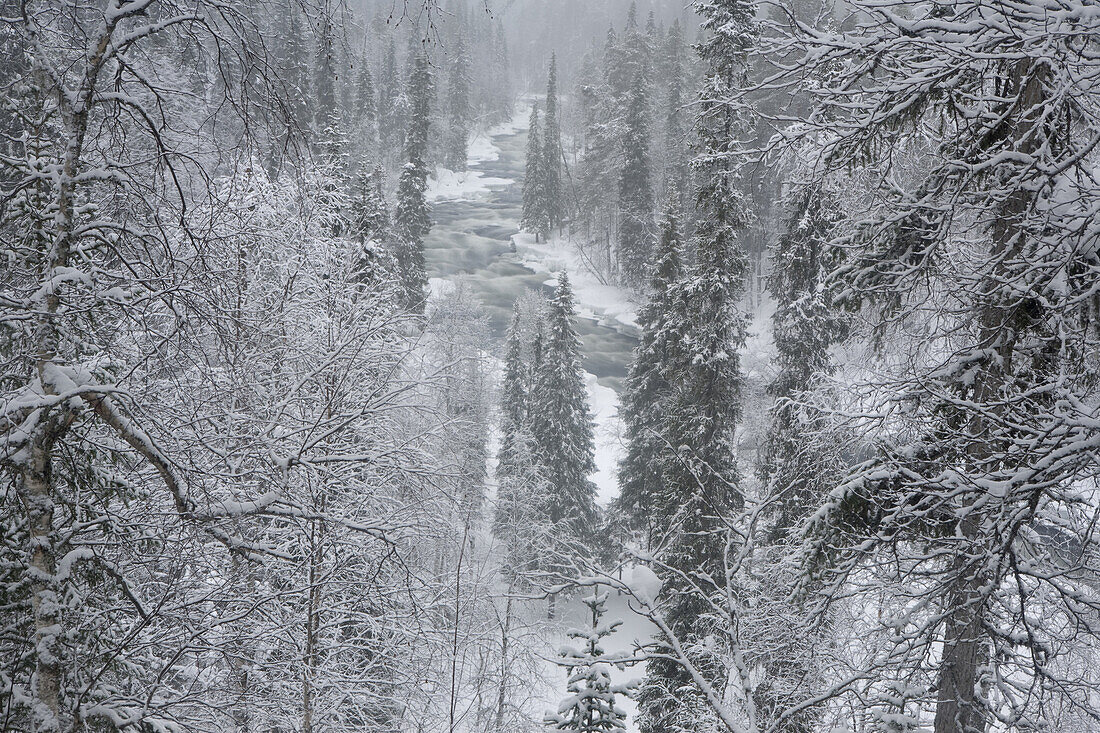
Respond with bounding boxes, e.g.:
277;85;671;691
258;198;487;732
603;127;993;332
1;0;1098;731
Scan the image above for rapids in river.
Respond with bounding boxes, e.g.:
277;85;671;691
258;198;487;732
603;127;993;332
423;118;638;392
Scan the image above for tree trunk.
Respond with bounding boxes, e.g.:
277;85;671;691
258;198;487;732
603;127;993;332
303;520;322;733
934;56;1047;733
24;440;62;732
933;514;988;733
494;590;515;732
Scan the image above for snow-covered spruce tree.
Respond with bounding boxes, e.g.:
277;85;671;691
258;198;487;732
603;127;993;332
405;47;434;169
378;38;404;163
522;105;548;240
575;41;620;272
616;192;684;548
392;160;431;313
445;31;472;172
608;5;637;106
348;164;393;295
633;1;756;731
350;164;391;245
281;0;313;135
616;67;655;287
758;185;847;543
501;305;529;428
531;273;598;541
354;50;378;155
662;20;691;214
767;1;1100;729
315;9;341;144
749;184;848;733
546;590;633;733
542;53;565;234
478;18;512;126
390;48;434;314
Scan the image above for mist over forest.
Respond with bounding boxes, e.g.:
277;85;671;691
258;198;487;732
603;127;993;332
2;0;1099;731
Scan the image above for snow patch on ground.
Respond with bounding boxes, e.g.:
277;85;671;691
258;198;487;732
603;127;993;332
466;133;502;165
427;276;455;300
426;106;532;202
426;166;511;202
488;103;531;138
585;371;625;506
512;231;640;330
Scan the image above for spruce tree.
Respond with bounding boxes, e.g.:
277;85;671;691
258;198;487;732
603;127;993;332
282;2;311;133
634;1;756;731
546;590;632;733
521;105;547;240
575;37;620;272
531;273;597;538
391;161;430;313
491;20;512;123
444;32;472;171
616;192;683;546
388;49;434;314
350;164;390;245
354;53;377;151
758;185;846;541
663;21;690;211
616;3;648;105
768;3;1100;728
348;165;392;294
616;68;654;287
541;54;565;233
496;302;534;487
604;24;629;110
494;304;551;582
499;306;529;438
378;39;402;156
405;49;434;166
315;12;339;138
749;185;846;733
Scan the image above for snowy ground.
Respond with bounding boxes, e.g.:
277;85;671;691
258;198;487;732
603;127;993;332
425;166;512;202
425;107;530;202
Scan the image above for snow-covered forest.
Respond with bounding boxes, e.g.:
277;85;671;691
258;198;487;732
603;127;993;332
2;0;1099;730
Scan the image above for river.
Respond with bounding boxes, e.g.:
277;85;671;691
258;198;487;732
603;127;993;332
423;115;639;393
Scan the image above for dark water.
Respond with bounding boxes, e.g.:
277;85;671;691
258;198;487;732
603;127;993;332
424;127;637;390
